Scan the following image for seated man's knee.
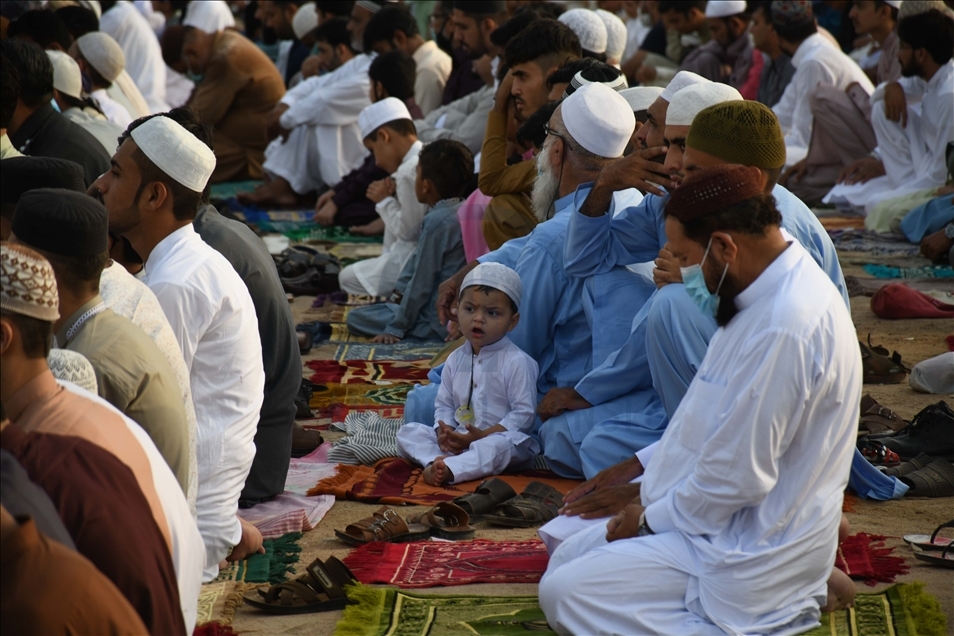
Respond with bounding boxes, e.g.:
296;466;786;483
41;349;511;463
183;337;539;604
541;417;584;478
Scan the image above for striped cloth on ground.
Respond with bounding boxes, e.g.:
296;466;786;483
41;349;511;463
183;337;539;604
327;410;404;466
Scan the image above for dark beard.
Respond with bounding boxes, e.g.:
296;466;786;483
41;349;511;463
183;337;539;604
901;59;921;78
714;272;743;327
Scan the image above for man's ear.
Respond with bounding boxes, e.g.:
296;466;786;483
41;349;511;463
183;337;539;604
140;180;171;212
392;31;408;49
378;127;391;145
0;317;13;357
711;231;739;264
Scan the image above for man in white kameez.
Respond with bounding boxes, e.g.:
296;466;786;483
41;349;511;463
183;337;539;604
100;1;169;113
91;115;267;583
823;8;954;213
539;164;862;636
769;0;873;167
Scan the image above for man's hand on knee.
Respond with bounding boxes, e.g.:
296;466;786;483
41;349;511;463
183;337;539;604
562;456;644;507
561;483;642;519
537;388;591;422
606;503;645;542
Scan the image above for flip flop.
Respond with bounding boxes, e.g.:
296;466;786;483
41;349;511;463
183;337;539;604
485;482;564;528
451;478;517;521
903;520;954;551
407;502;476;540
334;506;430;545
242;557;354;614
912;545;954;569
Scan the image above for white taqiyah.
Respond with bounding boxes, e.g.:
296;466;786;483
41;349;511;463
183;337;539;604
594;8;628;60
562;82;635;159
461;262;523;308
705;1;749;18
47;50;83;99
559;9;608;54
619;86;665;112
129;116;217;193
358;97;413;139
659;70;709;102
666;82;743;126
293;3;318;40
76;31;126;82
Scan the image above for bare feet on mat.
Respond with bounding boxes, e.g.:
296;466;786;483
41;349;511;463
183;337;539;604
236;176;302;208
423;458;453;486
822;568;856;612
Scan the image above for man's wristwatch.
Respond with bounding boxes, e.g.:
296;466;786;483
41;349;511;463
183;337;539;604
636;511;654;537
944;223;954;240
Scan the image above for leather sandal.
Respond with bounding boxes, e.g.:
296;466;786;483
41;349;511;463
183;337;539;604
242;556;354;614
485;482;564;528
451;478;517;521
858;394;909;438
407;502;476;540
334;507;430;545
859;340;907;385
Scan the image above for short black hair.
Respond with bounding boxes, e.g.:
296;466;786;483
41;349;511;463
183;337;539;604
161;25;188;67
504;19;581;69
313;16;352;49
369;50;416;101
489;4;563;49
770;9;817;41
40;250;109;292
118;107;214;219
546;57;606;88
873;0;899;22
0;56;19;129
364;5;419;49
897;9;954;66
55;5;100;40
452;1;509;21
366;118;417;142
315;1;355;18
562;63;622;96
461;284;518;314
516;99;559;149
1;39;54;108
8;10;74;51
418;139;474;199
658;1;707;15
666;193;783;247
1;310;53;358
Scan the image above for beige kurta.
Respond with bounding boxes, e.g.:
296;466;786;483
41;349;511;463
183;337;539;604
188;30;286;182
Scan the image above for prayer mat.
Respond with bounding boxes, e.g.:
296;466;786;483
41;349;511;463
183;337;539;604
829;230;921;256
307;359;431;385
284;225;384;244
342;539;549;588
804;583;947;636
306;302;350;324
309;382;416;412
331;341;446;362
863;264;954;279
193;623;237;636
333;584;550;636
328;242;385;265
194;581;246;629
308;457;582;506
834;532;909;586
844;276;954;298
237;492;335;540
326;411;404;465
819;216;864;231
208;180;261;200
309;291;391;307
213;532;303;585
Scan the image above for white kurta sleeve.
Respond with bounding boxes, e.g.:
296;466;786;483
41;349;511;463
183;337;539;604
644;330;818;536
435;353;460;427
777;60;833;162
280;70;370;129
148;281;214;374
498;352;539;433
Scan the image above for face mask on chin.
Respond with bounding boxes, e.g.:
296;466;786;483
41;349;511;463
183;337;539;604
185;62;204;84
679;236;729;319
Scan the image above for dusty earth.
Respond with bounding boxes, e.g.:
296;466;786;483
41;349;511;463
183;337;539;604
229;251;954;635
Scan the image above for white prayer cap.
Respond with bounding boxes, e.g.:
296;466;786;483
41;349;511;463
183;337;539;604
461;262;523;308
130;117;217;193
659;70;709;102
47;50;82;100
293;3;318;40
76;32;125;83
666;83;743;126
559;9;608;55
899;1;954;18
48;349;99;394
562;82;635;159
358;97;412;139
356;0;397;13
705;1;748;18
619;86;665;112
594;9;628;61
883;1;903;8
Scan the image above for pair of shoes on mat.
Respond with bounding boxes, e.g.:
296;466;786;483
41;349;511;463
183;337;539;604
335;502;476;545
904;520;954;569
277;246;341;296
878;401;954;462
880;452;954;498
453;479;564;528
857;394;909;438
243;556;356;614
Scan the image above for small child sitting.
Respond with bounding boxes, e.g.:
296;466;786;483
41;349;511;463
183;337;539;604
396;263;540;485
338;98;428;296
346;139;473;342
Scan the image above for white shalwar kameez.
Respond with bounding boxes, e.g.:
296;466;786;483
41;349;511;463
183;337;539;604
824;60;954;213
142;225;265;582
539;241;862;636
99;0;169;113
398;336;540;483
262;54;372;194
773;33;873;166
338;140;427;295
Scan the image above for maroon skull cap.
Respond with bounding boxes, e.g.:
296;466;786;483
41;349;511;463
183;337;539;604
666;164;764;223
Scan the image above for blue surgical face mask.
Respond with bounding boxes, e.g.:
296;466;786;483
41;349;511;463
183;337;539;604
185;62;204;84
680;237;729;318
50;98;61;112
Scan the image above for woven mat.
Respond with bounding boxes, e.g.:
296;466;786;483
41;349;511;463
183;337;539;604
333;583;948;636
834;532;909;586
212;532;302;585
307;359;432;384
194;580;246;629
309;382;416;413
308;457;581;505
343;539;549;588
330;341;446;362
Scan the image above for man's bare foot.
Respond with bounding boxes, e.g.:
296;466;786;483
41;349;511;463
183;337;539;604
822;567;855;612
236;176;302;208
423;458;453;486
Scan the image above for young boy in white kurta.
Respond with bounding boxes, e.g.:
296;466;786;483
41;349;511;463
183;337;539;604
397;263;540;485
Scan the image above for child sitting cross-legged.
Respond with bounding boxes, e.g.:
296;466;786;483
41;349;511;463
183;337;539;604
396;263;540;486
346;139;473;341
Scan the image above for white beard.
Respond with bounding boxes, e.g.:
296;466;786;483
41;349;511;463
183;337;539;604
531;143;560;222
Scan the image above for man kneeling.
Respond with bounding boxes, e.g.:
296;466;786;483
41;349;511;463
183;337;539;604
539;165;861;635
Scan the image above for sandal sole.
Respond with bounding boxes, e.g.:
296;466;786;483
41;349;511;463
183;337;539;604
242;594;349;615
333;529;430;546
903;534;953;551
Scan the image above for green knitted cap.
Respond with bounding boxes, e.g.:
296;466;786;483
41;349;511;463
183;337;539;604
686;101;787;170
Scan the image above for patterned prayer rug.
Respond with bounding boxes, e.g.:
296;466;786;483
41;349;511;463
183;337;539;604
309;382;416;413
307;359;432;384
342;539;549;588
333;583;948;636
834;532;909;586
194;581;246;629
213;532;303;585
863;264;954;279
308;457;582;506
330;341;447;362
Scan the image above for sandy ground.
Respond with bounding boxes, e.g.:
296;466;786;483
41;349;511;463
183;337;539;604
229;251;954;635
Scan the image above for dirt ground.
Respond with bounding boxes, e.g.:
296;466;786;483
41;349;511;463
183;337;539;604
229;251;954;635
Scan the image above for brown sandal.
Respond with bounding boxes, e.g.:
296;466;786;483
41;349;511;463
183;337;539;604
858;394;909;438
242;557;354;614
859;340;907;385
485;482;564;528
452;478;517;521
407;502;476;540
334;507;430;545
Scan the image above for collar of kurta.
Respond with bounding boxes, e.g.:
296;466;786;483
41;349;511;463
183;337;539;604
733;236;802;312
465;335;513;356
8;103;57;150
143;223;197;279
5;370;60;423
396;140;424;174
413;40;438;64
55;295;107;347
791;33;826;68
927;60;954;92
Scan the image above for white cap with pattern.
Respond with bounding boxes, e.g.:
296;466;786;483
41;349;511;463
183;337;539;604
77;31;125;83
130;116;217;193
461;262;523;308
666;83;743;126
559;9;608;54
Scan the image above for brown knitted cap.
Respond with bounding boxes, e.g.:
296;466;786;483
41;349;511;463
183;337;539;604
1;242;60;322
686;101;787;170
666;164;764;223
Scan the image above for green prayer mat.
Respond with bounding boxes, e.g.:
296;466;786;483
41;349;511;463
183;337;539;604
209;180;262;199
212;532;302;585
334;583;947;636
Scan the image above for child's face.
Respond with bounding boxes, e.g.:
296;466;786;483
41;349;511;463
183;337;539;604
458;286;519;348
364;128;403;174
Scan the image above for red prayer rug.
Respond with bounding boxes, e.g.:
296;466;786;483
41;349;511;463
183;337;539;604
342;539;549;588
834;532;909;586
306;359;431;384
